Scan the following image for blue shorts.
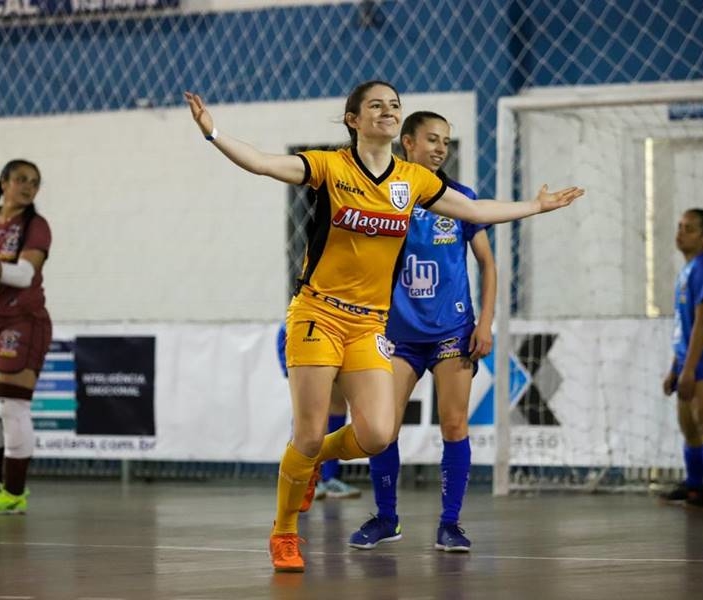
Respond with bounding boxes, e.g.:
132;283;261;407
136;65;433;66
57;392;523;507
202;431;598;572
390;328;478;380
276;322;288;378
672;357;703;382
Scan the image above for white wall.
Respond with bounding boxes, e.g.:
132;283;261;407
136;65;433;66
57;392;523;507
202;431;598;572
0;92;476;321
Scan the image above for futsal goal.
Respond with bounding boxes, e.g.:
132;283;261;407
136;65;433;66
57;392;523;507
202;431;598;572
492;80;703;494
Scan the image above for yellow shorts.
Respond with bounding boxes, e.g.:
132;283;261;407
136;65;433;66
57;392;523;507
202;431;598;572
285;287;392;373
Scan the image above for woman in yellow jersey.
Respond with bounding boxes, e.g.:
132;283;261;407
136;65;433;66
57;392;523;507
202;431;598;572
185;81;584;572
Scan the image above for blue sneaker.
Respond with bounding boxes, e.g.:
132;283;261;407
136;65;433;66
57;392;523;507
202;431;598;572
435;522;471;552
348;515;402;549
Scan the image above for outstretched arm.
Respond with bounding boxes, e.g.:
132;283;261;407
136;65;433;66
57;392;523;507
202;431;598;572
429;184;584;224
184;92;306;185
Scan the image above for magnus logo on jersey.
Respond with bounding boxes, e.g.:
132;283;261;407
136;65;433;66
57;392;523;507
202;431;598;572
331;207;408;237
400;254;439;298
389;181;410;210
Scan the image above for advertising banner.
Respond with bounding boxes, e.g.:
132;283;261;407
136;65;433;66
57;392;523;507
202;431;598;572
29;319;681;469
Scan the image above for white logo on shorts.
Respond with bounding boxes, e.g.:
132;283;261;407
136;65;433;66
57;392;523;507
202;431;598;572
375;334;391;360
389;181;410;211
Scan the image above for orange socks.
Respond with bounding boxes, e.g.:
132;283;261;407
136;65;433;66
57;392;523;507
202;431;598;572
318;424;371;463
273;443;318;534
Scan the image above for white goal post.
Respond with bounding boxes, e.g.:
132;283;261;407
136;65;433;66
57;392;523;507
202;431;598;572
493;80;703;496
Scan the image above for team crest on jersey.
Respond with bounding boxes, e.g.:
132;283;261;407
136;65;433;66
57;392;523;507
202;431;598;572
433;217;458;245
375;334;392;360
435;217;455;233
0;224;21;261
389;181;410;211
0;329;21;358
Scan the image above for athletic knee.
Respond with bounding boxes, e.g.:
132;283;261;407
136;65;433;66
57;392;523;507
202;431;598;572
679;417;702;444
0;398;34;458
292;434;324;458
355;426;393;455
440;419;468;441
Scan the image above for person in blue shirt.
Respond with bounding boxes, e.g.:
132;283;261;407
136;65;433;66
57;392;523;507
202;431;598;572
349;111;496;551
276;322;361;500
661;209;703;507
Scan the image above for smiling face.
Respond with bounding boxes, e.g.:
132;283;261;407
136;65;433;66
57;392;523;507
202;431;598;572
401;117;450;173
344;83;401;144
0;162;41;210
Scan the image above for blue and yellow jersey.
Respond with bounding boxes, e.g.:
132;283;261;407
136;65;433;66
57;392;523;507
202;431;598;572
297;146;446;312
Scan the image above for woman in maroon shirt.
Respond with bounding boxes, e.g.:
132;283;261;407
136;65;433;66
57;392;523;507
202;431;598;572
0;159;52;515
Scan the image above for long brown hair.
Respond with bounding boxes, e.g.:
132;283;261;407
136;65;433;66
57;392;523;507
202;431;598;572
0;159;41;260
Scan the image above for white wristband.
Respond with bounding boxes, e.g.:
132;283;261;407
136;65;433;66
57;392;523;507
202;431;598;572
205;127;218;142
0;258;35;288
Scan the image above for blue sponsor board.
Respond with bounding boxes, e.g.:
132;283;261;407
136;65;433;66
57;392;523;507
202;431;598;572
669;103;703;121
40;359;75;372
31;398;77;411
469;352;531;426
32;340;77;430
0;0;179;18
32;417;76;431
35;378;76;393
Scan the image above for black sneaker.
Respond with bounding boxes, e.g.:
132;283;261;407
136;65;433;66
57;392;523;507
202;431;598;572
435;522;471;552
660;481;690;503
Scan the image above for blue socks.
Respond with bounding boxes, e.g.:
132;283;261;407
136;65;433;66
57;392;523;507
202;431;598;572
440;437;471;525
684;444;703;488
369;437;472;525
321;414;347;482
369;439;400;522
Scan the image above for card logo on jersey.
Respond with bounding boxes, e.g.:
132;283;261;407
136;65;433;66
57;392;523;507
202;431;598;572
389;181;410;210
375;334;392;360
400;254;439;298
331;207;408;237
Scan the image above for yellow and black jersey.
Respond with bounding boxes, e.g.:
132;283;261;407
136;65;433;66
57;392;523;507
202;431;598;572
296;146;446;312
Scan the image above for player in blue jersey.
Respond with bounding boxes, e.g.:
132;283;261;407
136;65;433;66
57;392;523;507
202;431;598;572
661;209;703;507
349;111;495;551
276;322;361;500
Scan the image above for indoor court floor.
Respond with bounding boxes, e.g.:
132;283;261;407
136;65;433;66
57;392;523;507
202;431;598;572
1;480;702;599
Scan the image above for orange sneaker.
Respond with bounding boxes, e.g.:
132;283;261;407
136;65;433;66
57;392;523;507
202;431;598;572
299;463;321;513
269;532;305;572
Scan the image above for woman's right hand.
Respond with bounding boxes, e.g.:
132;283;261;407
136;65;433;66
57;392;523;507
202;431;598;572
662;370;677;396
184;91;215;138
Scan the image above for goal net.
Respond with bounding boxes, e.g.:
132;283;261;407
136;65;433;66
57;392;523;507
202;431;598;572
493;82;703;493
